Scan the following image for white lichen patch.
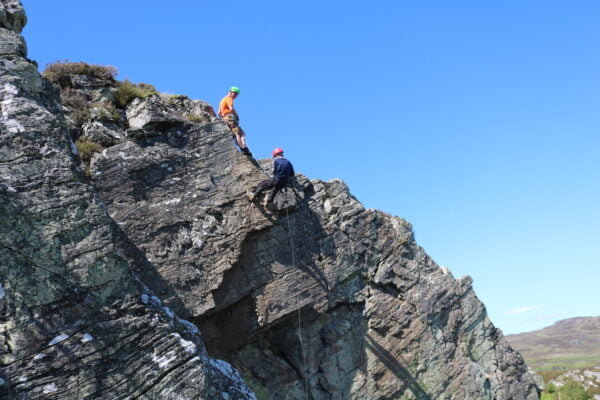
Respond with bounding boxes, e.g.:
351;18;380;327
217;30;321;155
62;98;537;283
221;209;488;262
153;350;177;369
171;333;197;355
0;83;25;133
180;338;197;355
0;107;24;133
209;359;257;399
42;383;57;394
163;198;181;206
210;359;242;382
33;353;46;361
0;82;19;96
0;282;5;300
191;231;204;249
48;333;69;346
323;199;333;214
81;333;94;343
440;266;452;276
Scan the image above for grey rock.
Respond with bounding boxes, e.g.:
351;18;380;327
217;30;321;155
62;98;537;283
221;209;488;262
82;120;124;146
0;0;25;33
0;1;255;399
126;94;185;130
164;94;216;123
69;74;115;90
0;26;25;56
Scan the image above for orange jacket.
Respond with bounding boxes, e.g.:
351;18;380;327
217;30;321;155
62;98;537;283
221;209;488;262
218;95;234;117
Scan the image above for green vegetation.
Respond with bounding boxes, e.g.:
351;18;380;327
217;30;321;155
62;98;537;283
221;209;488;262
60;87;90;126
113;79;158;107
71;109;91;127
82;167;93;180
589;385;600;397
75;139;103;162
531;354;600;372
538;370;600;400
541;380;592;400
96;102;121;122
43;61;118;87
44;62;163;130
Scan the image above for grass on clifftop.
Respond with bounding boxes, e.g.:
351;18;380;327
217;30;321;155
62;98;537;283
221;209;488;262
44;61;118;87
113;80;158;107
44;61;157;109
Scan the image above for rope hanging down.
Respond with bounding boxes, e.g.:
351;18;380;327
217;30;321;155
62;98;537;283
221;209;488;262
245;170;308;398
284;195;309;400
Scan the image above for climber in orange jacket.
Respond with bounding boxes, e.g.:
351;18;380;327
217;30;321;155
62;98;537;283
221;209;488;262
218;86;251;156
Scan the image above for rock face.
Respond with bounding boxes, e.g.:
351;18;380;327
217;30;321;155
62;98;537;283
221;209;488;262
1;1;540;399
0;1;255;399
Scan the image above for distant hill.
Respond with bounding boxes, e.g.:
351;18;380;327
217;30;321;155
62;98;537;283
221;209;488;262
506;316;600;370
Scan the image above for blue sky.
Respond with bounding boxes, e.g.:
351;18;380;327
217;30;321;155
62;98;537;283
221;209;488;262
21;0;599;335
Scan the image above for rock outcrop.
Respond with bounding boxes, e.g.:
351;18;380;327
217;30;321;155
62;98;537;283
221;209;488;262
1;1;540;399
0;1;255;398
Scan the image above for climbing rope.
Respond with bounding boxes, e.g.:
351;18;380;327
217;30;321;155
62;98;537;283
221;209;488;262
284;196;308;400
245;159;308;398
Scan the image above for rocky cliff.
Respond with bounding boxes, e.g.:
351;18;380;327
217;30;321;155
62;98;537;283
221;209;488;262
0;1;254;399
1;1;540;399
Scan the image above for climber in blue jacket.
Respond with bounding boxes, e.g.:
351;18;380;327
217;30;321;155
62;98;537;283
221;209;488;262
247;147;295;208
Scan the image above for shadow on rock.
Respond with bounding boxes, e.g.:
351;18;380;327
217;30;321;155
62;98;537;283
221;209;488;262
111;222;188;315
194;182;335;357
365;333;432;400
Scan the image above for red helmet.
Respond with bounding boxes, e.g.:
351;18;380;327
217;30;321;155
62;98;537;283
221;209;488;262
272;147;284;157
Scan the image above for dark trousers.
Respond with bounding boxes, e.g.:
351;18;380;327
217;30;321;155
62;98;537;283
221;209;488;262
253;178;287;202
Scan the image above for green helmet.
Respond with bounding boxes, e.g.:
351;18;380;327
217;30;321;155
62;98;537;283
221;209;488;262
229;86;240;94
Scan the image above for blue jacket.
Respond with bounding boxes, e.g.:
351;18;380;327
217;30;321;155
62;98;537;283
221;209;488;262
273;157;295;182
